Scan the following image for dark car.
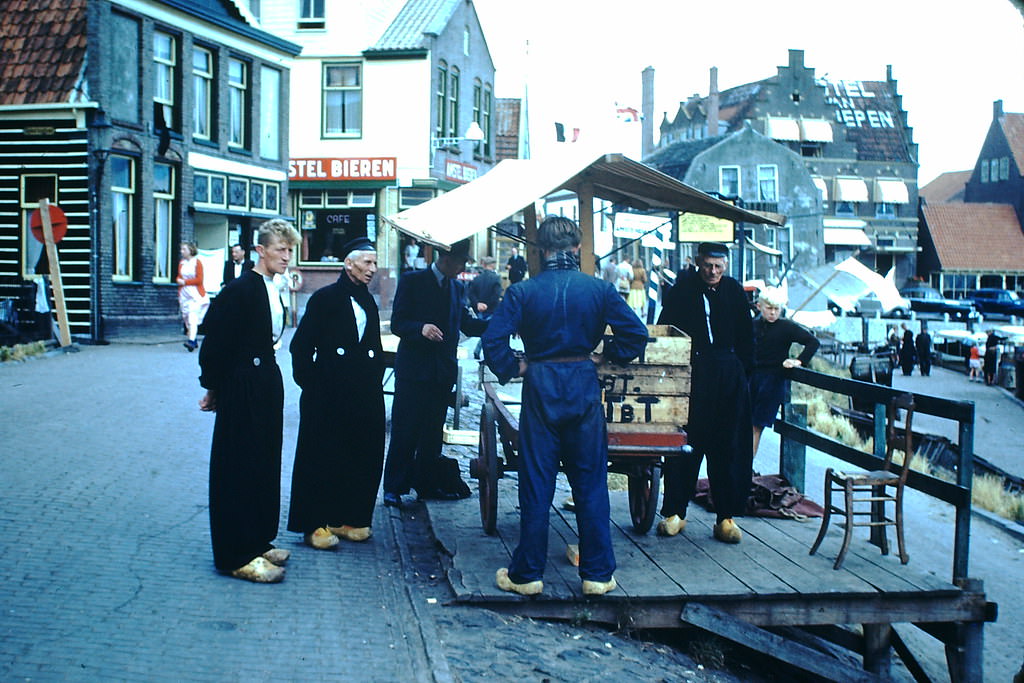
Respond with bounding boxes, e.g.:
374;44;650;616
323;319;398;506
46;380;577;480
968;288;1024;318
899;285;975;321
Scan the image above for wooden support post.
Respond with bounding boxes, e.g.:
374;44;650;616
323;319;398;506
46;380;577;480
870;402;888;551
780;402;806;493
39;198;72;347
953;416;974;582
577;181;595;276
862;623;893;677
523;202;540;278
945;578;985;683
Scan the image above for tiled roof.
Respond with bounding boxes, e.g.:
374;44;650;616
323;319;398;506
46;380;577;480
643;134;727;180
494;97;520;161
922;202;1024;271
1001;112;1024;175
920;170;970;204
0;0;88;106
370;0;460;52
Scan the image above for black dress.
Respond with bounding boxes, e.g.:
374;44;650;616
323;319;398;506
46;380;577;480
199;270;283;572
287;273;385;532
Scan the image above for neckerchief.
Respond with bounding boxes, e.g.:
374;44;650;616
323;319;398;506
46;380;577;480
542;250;580;272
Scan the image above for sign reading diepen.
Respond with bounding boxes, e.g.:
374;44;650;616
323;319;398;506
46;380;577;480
289;157;397;181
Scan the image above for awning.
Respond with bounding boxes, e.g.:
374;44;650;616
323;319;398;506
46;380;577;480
823;218;867;229
382;150;783;250
824;227;871;246
833;177;869;203
745;236;783;256
799;119;834;143
874;179;910;204
811;177;829;201
765;117;800;141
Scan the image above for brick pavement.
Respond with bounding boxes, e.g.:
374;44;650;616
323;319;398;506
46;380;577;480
0;337;744;683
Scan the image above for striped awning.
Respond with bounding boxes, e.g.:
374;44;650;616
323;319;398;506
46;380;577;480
765;117;800;141
874;179;910;204
833;177;869;203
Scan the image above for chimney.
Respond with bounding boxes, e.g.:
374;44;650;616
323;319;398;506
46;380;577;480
707;67;719;137
788;49;804;70
642;66;655;158
994;99;1004;119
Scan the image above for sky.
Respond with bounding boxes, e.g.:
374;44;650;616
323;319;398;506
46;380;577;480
473;0;1024;186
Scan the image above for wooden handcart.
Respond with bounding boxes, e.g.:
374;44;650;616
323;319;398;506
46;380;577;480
470;325;692;535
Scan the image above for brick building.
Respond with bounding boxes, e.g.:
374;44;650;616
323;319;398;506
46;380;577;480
643;49;919;284
0;0;300;341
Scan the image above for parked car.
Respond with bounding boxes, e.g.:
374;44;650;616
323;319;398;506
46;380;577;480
899;285;975;321
968;289;1024;318
828;292;910;318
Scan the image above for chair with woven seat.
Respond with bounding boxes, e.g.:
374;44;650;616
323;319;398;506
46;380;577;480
809;392;915;570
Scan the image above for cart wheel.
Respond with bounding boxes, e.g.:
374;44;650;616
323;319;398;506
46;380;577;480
477;401;499;535
628;463;661;534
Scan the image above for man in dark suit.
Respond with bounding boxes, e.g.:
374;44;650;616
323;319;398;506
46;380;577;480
467;255;502;359
383;239;488;506
287;236;385;550
222;243;254;287
506;246;527;284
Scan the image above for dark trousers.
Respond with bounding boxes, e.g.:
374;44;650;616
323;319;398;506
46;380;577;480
208;363;283;572
661;351;752;522
383;377;450;495
509;361;614;583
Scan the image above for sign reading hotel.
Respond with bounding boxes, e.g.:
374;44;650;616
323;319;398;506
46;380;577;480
445;160;478;184
289;157;397;181
677;213;734;243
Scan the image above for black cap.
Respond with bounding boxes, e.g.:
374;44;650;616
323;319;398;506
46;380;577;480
340;236;375;258
445;238;472;260
697;242;729;259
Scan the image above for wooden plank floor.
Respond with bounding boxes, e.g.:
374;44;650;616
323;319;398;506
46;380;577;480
426;468;977;629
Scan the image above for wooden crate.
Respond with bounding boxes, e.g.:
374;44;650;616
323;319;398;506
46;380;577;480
598;325;691;428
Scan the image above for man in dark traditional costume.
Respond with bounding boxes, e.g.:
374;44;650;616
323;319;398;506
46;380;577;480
656;242;753;544
382;239;487;506
287;237;385;549
482;216;647;596
198;219;300;582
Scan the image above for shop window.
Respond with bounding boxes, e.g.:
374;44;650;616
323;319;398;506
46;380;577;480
110;156;136;281
298;205;374;264
325;189;348;207
153;163;175;282
19;174;58;279
299;189;323;207
228;178;249;209
195;172;227;208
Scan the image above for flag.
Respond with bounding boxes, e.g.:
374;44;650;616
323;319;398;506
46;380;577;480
554;122;580;143
615;104;641;123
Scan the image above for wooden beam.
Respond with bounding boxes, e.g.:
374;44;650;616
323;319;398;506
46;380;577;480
39;198;72;347
577;181;595;276
523;202;540;279
681;603;880;682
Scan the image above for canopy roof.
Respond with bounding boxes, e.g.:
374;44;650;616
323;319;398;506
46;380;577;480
382;151;782;250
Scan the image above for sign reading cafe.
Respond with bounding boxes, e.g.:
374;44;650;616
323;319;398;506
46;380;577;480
289;157;397;182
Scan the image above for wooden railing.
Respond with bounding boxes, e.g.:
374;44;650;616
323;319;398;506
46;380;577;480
775;366;975;583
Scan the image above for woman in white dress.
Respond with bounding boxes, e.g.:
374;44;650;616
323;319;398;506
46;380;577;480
177;241;210;351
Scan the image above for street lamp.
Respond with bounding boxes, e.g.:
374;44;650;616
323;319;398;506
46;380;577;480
431;120;485;151
89;108;112;344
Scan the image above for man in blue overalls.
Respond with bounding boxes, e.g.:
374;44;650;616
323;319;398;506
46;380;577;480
482;216;648;596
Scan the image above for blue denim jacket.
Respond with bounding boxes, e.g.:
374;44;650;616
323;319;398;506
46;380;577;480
482;267;648;383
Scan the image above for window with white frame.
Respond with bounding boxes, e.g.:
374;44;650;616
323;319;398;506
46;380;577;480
154;31;176;131
110;156;135;280
323;63;361;137
482;84;492;157
249;181;279;214
980;159;989;183
436;62;447;137
756;165;778;202
19;174;57;279
194;171;226;208
259;66;280;159
295;190;378;264
192;47;213;141
472;80;482;155
153;163;174;282
448;67;460;138
875;202;896;218
228;58;248;148
719;166;740;197
1000;157;1010;180
298;0;325;29
990;158;999;182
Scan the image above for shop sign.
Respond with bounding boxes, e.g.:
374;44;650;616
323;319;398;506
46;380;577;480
289;157;397;181
445;160;478;184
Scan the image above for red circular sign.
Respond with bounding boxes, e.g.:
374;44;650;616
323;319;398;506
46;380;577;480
30;205;68;244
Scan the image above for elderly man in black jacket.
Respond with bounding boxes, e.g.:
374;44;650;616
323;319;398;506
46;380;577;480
655;242;753;544
287;236;385;550
383;239;487;506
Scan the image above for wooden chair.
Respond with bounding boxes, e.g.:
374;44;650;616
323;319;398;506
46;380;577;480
809;392;915;570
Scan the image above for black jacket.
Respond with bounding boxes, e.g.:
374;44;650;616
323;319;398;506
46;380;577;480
222;258;254;286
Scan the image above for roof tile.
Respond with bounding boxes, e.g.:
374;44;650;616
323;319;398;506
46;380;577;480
0;0;87;106
922;202;1024;271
